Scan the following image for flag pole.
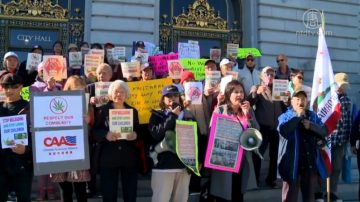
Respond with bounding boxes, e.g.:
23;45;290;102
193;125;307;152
320;10;331;202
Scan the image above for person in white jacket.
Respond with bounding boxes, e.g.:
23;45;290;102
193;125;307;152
238;54;261;95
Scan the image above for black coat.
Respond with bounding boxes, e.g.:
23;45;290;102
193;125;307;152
92;101;140;169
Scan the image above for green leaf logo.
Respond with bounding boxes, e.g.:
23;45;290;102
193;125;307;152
50;97;68;114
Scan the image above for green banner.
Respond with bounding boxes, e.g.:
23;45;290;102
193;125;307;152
175;120;200;176
237;48;262;59
180;58;207;80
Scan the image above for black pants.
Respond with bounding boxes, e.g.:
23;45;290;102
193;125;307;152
100;166;138;202
59;181;87;202
0;168;33;202
253;125;279;184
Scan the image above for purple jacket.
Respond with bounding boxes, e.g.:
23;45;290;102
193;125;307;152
29;77;62;93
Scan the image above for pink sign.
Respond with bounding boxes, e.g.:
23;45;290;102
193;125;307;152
205;113;247;173
148;53;178;77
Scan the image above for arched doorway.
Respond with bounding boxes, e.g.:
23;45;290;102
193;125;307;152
159;0;242;58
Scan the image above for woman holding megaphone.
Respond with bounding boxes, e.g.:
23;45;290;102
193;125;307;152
149;84;197;202
209;80;260;202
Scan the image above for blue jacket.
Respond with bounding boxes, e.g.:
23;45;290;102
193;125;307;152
277;108;328;182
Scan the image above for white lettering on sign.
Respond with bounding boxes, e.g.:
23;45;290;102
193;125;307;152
17;35;52;42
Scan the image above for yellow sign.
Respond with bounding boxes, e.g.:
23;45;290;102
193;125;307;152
126;78;173;124
180;59;207;80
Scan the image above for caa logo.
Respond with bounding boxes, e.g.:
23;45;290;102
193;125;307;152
44;136;77;147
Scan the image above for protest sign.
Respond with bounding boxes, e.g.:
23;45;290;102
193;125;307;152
26;53;42;70
31;90;89;175
226;43;239;58
112;47;126;63
95;82;112;107
205;71;221;91
20;86;30;101
81;47;90;55
219;75;233;94
180;58;207;80
134;51;149;64
126;78;172;124
69;52;82;69
109;109;133;139
205;113;244;172
184;82;203;105
42;55;66;81
237;48;262;59
226;71;238;80
178;42;200;59
272;79;289;101
121;61;141;78
167;60;183;79
148;53;179;77
105;48;114;65
210;49;221;63
175;120;200;176
84;54;102;76
0;115;28;149
89;49;105;62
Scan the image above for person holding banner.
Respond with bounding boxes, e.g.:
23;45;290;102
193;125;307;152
277;90;328;202
29;62;63;93
247;66;288;188
208;80;259;202
50;75;91;202
0;73;32;202
92;80;140;202
149;85;197;202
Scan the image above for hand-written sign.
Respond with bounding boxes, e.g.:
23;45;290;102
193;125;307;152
148;53;179;77
178;43;200;59
237;48;262;59
126;78;173;124
180;59;207;80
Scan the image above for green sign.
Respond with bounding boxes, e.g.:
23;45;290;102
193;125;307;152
20;87;30;101
180;58;208;80
237;48;262;59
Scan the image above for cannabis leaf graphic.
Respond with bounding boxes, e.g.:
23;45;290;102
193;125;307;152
52;99;65;113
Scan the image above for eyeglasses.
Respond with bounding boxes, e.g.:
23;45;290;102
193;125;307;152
277;59;284;63
1;84;20;89
246;59;254;62
296;76;303;80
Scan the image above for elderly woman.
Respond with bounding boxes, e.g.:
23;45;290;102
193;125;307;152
210;80;259;202
92;80;139;202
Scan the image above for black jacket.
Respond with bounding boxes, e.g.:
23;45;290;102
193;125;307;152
149;109;196;170
92;101;140;168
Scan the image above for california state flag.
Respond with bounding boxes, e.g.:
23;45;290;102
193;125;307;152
310;27;341;175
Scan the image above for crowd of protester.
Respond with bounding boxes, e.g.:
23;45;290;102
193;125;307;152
0;40;358;202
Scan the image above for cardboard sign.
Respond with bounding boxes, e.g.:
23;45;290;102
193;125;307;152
121;61;141;78
148;53;179;77
167;60;183;79
0;115;28;149
109;109;133;139
84;54;102;76
184;82;203;105
42;55;66;81
26;53;42;70
30;90;89;176
210;49;221;63
69;52;82;69
226;43;239;58
237;48;262;59
126;78;173;124
178;42;200;59
180;58;207;80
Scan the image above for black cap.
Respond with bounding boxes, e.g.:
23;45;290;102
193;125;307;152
0;73;22;86
30;45;43;53
135;41;145;48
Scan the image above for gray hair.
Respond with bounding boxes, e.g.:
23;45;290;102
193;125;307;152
108;80;130;99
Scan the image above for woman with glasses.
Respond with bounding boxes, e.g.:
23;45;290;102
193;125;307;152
288;68;312;98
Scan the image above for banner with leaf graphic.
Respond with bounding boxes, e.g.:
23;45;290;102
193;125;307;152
30;90;90;176
175;120;200;176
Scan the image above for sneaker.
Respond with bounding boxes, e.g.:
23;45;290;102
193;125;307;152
315;192;324;202
329;193;342;202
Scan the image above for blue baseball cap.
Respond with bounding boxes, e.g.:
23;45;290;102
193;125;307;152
162;85;179;96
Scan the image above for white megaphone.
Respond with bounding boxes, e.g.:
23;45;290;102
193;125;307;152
150;130;176;165
239;128;262;151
